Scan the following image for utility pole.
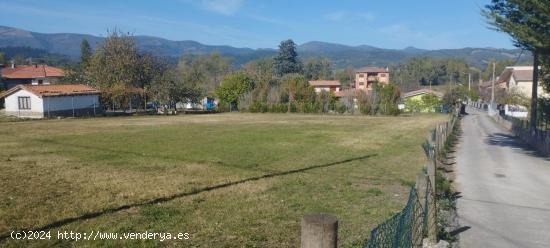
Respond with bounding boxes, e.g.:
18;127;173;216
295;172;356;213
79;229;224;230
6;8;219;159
531;52;539;135
468;73;471;91
463;72;472;92
491;62;496;105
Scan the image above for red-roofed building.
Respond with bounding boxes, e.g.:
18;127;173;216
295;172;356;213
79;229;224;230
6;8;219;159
308;80;341;93
0;84;100;118
1;64;65;89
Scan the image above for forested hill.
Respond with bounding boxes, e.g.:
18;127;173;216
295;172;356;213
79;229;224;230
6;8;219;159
0;26;531;69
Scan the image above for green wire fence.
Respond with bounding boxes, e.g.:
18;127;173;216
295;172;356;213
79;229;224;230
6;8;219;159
363;109;458;248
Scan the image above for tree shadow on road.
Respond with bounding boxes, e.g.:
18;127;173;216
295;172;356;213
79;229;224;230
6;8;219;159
485;133;550;161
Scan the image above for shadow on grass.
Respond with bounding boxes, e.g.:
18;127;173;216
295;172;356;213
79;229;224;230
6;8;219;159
0;154;376;241
25;137;269;171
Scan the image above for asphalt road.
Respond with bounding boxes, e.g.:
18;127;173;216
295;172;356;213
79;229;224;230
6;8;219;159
455;107;550;248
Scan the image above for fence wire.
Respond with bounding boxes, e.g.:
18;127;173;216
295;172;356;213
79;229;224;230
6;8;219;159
364;108;458;248
363;179;434;248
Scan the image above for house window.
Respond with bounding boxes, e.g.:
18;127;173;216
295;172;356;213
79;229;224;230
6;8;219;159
359;82;364;85
359;73;364;78
38;79;43;84
18;97;31;110
380;73;386;77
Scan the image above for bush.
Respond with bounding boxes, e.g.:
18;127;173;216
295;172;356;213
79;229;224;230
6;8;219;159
249;101;268;113
217;101;230;112
289;102;298;112
270;103;288;113
300;101;318;113
335;102;347;114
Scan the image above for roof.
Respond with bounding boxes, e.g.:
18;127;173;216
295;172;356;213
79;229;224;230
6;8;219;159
403;88;444;98
479;80;507;89
512;70;533;82
0;84;100;98
498;67;533;83
308;80;341;87
1;65;65;79
355;67;389;73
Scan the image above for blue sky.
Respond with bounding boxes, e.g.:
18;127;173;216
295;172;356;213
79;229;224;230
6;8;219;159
0;0;515;50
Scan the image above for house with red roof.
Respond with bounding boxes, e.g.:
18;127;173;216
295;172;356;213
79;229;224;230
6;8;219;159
308;80;341;94
1;64;65;89
0;84;100;118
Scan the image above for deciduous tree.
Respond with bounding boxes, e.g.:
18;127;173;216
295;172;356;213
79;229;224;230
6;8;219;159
215;71;254;109
304;57;333;80
86;30;156;109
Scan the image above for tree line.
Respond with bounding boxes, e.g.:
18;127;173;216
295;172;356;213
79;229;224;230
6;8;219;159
63;34;403;115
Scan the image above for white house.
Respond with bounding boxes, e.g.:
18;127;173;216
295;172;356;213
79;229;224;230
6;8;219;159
308;80;341;94
497;66;548;98
0;84;101;118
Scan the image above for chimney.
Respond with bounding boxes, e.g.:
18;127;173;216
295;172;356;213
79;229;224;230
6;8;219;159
11;61;15;69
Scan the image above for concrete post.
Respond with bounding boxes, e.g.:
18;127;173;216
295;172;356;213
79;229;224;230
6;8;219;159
415;173;429;247
428;152;436;196
426;153;438;244
415;173;428;212
301;213;338;248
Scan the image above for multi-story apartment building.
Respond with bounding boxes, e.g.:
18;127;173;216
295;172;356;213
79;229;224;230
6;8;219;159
354;67;390;91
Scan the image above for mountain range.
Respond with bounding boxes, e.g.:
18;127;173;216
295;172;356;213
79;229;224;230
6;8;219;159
0;26;531;69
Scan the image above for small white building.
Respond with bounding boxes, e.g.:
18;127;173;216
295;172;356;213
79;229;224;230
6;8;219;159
0;84;101;118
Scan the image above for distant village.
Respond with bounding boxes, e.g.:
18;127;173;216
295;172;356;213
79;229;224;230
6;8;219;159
0;46;543;119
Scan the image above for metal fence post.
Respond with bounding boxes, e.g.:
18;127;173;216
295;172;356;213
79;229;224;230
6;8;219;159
301;213;338;248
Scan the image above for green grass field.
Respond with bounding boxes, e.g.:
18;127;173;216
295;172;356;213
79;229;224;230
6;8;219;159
0;113;446;247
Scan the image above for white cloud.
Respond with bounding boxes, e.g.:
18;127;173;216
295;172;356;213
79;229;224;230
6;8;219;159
199;0;245;16
377;23;468;49
324;11;375;22
358;12;375;21
247;14;293;28
324;11;346;22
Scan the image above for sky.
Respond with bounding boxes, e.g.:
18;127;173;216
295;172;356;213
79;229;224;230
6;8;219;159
0;0;516;50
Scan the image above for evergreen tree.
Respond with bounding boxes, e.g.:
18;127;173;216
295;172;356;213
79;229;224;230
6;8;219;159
0;52;5;66
274;39;302;76
80;39;92;67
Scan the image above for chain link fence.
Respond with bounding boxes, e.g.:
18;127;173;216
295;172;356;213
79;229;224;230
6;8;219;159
363;109;458;248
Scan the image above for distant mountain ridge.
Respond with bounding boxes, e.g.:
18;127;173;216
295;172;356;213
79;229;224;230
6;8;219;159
0;26;531;68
